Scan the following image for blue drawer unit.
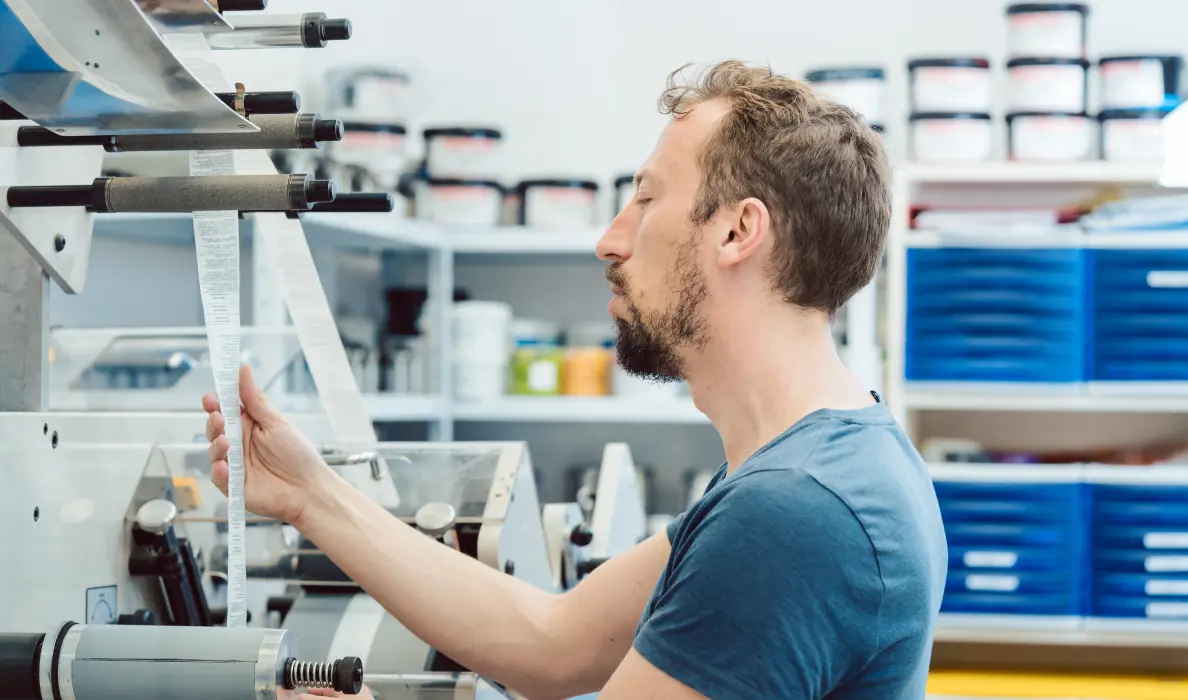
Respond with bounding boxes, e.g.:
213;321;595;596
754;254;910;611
933;469;1088;616
906;247;1087;383
1090;248;1188;381
1088;471;1188;620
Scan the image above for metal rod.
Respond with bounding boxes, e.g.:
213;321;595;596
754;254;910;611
7;175;336;213
282;193;395;218
211;12;351;50
0;91;300;121
17;114;342;151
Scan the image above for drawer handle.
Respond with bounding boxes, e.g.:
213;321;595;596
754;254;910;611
1147;271;1188;288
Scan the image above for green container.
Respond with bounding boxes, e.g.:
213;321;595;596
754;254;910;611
509;342;564;395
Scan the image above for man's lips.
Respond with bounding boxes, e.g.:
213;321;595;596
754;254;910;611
610;284;624;296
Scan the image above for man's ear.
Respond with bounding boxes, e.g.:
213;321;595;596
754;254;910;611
717;197;770;269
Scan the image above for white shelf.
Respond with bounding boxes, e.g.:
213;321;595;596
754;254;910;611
897;162;1172;185
93;212;443;251
934;617;1188;648
905;389;1188;413
443;226;602;255
277;393;446;421
452;396;707;423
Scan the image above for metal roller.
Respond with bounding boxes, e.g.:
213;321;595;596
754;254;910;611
6;175;336;213
17;114;343;151
210;12;352;49
0;623;363;700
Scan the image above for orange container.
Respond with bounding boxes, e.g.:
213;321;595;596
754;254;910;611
563;348;611;395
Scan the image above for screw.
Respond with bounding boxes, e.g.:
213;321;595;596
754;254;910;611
51;431;58;449
42;423;47;435
33;507;39;522
503;560;516;576
54;234;65;252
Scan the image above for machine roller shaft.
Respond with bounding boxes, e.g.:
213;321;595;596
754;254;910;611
0;623;363;700
17;114;342;151
0;92;300;121
6;175;336;213
210;12;352;49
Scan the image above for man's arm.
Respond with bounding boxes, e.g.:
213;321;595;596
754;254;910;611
299;469;670;699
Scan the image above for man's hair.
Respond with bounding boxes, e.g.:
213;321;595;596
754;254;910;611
660;60;890;314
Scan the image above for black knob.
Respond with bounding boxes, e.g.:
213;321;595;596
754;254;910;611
334;656;364;695
306;179;337;204
569;524;594;547
321;18;352;42
314;119;344;142
503;560;516;576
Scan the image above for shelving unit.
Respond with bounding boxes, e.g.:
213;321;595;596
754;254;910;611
888;162;1188;663
884;162;1188;431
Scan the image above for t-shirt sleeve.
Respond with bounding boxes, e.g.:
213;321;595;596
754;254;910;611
634;471;884;699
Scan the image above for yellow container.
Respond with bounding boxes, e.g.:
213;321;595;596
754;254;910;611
563;347;611;395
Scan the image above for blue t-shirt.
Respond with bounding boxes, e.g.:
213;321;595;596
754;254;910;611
634;398;947;699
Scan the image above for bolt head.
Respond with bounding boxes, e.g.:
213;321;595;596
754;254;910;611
136;499;177;534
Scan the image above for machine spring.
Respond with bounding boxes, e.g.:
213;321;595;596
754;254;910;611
285;659;335;689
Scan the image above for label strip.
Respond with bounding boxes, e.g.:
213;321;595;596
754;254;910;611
164;33;247;628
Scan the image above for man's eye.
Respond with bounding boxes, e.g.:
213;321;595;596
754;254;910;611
636;197;652;207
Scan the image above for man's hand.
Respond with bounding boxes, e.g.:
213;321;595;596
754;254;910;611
299;686;374;700
202;364;333;525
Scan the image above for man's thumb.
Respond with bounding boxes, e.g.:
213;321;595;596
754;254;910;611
239;364;278;422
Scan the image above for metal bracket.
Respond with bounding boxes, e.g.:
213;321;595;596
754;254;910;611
0;126;102;293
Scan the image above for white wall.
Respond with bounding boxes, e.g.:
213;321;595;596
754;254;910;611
242;0;1188;175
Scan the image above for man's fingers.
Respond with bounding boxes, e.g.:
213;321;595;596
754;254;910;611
205;411;225;442
208;434;229;465
201;392;220;414
211;460;229;495
239;364;279;423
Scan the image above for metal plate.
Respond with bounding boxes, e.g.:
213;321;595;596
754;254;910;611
0;0;253;135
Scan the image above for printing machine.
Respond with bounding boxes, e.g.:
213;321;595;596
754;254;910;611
0;2;641;694
0;5;649;698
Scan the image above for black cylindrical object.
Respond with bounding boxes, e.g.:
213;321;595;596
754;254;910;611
6;184;95;209
8;175;335;212
215;90;301;115
0;102;23;120
218;0;268;10
309;17;352;45
18;114;342;151
308;192;393;213
0;633;42;700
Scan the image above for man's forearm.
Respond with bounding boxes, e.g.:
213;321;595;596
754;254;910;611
295;469;572;697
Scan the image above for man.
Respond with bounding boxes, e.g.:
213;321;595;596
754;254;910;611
205;61;947;699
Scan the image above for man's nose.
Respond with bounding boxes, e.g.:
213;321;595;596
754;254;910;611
596;198;636;262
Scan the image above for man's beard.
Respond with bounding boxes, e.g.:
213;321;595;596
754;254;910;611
607;238;709;382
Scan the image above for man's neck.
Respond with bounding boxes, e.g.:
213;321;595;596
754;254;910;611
685;311;875;472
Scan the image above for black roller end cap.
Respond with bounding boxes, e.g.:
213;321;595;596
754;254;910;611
307;179;337;204
570;524;594;547
314;119;344;142
333;656;364;695
219;0;267;10
322;19;352;42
